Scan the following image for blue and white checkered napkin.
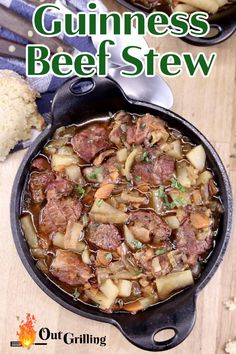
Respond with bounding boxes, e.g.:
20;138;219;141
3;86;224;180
0;0;104;94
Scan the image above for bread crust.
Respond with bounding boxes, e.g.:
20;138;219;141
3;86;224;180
0;70;45;161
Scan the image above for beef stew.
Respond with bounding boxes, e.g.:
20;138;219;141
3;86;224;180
20;111;223;314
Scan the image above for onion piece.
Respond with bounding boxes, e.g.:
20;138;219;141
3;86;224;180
164;140;183;159
196;171;213;185
20;214;38;249
93;149;115;166
124;225;136;250
120;242;141;275
151;189;164;213
90;199;128;224
176;165;191;188
117;148;128;162
64;221;85;251
120;191;147;204
82;248;91;265
152;257;162;273
124;149;138;180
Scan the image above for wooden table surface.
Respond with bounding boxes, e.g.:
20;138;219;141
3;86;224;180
0;2;236;354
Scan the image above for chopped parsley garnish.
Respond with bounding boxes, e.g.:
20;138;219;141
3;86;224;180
155;248;167;255
96;199;104;207
72;288;80;301
74;185;85;199
92;223;99;228
156;186;187;209
156;185;165;198
135;176;142;182
142;151;150;162
164;196;187;209
173;197;187;207
135;269;143;276
171;178;186;192
140;123;146;129
88;167;103;180
132;240;143;249
105;253;112;261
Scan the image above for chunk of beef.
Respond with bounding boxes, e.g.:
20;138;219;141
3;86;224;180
175;220;213;266
29;171;55;203
46;178;74;200
155;155;175;184
40;197;82;234
133;155;175;186
134;248;154;272
109;111;132;147
130;211;171;244
87;223;122;251
50;249;92;286
127;114;169;147
71;125;110;163
31;157;51;171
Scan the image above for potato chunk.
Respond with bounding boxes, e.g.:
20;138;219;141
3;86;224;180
118;280;132;297
155;270;194;300
186;145;206;172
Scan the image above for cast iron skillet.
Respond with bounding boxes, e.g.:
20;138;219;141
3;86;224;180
116;0;236;46
11;75;233;351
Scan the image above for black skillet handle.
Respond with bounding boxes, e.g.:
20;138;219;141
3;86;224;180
115;292;197;351
183;18;236;46
51;76;128;127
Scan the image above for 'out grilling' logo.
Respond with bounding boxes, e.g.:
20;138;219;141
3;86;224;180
10;314;107;348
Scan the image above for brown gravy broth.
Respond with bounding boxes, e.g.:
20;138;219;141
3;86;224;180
21;111;223;313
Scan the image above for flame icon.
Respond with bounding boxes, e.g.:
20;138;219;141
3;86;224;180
16;314;36;348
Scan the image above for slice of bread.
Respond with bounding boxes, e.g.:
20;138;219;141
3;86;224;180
0;70;45;161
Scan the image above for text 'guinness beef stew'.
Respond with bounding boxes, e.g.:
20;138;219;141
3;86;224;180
20;112;223;314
